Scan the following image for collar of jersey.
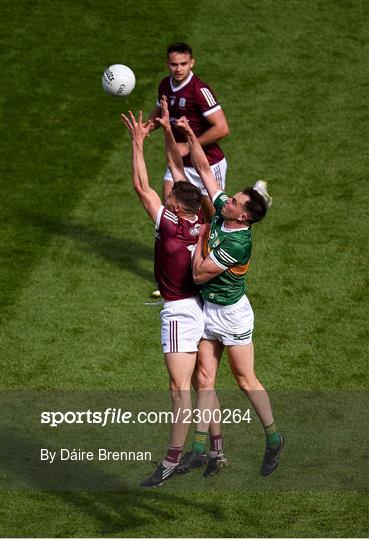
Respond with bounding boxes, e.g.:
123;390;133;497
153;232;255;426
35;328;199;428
221;222;250;232
170;71;194;92
182;214;198;223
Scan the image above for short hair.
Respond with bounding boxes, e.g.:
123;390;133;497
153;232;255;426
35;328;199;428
242;187;268;224
172;181;201;214
167;42;193;58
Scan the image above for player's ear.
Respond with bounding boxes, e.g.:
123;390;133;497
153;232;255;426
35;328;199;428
190;58;195;69
238;212;248;224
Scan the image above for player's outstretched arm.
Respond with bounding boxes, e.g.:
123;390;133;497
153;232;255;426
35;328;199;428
121;111;161;223
156;96;187;183
176;117;220;200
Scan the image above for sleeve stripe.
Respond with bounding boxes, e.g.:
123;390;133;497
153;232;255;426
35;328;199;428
200;87;217;107
165;209;177;220
203;105;221;117
212;189;223;203
218;248;237;264
209;251;228;270
164;214;178;224
203;88;217;106
155;205;165;229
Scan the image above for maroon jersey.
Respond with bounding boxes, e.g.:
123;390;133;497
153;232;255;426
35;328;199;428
157;72;225;167
155;205;201;301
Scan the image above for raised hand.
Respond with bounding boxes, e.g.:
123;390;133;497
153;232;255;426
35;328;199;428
121;111;151;142
175;116;192;134
156;95;171;130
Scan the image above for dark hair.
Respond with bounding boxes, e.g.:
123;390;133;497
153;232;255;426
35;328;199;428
167;42;193;58
172;182;201;214
242;187;268;224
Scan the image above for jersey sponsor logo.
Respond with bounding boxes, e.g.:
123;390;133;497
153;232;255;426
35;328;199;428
200;87;217;107
179;97;186;107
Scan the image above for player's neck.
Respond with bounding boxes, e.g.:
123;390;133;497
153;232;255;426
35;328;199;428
178;210;196;221
170;71;193;88
223;219;249;230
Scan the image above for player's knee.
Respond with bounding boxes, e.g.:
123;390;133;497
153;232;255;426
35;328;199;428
235;373;260;393
169;381;190;397
194;367;215;390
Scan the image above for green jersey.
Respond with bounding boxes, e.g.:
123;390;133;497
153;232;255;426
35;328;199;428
201;191;252;306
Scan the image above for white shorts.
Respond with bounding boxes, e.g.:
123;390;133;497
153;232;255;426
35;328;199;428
164;157;227;196
202;295;254;346
160;296;204;353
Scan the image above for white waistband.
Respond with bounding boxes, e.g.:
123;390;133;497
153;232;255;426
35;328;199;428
204;295;249;311
164;295;201;308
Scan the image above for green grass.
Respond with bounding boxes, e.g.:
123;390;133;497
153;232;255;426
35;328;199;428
0;0;368;537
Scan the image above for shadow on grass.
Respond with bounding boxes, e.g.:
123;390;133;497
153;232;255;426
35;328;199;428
0;427;225;535
27;213;154;283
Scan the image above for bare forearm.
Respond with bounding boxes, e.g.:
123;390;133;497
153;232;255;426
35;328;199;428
186;129;210;173
193;243;224;284
197;124;228;147
192;240;206;284
163;126;186;182
185;130;219;198
131;140;150;192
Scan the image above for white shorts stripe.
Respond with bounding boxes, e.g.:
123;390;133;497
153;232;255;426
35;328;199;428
170;320;179;353
161;296;204;353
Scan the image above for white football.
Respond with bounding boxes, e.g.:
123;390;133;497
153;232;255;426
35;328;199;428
102;64;136;97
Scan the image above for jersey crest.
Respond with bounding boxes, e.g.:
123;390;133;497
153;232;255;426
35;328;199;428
189;223;201;237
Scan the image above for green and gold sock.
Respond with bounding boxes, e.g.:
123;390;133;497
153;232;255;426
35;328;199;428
265;422;281;448
192;430;207;453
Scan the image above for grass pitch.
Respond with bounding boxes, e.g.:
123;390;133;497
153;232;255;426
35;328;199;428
0;0;368;537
